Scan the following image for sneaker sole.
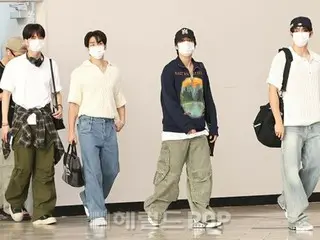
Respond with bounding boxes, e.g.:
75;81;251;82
33;217;57;225
289;224;314;231
289;227;314;231
206;221;223;228
89;219;107;226
192;221;223;229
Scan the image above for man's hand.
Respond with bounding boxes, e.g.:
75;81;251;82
68;131;77;144
115;120;125;132
52;105;63;119
188;129;196;134
1;125;9;143
209;135;218;143
275;122;285;140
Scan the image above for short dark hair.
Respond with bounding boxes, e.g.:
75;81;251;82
84;30;107;48
22;23;46;39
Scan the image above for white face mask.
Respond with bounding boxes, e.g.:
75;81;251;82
89;45;105;59
28;39;45;52
177;41;195;57
292;32;310;47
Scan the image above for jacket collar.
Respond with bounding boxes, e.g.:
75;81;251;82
175;57;201;71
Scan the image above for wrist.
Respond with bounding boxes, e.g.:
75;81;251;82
69;128;75;134
209;126;219;136
275;118;283;124
2;122;9;127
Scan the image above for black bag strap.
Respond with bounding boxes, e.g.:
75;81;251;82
72;143;77;156
49;59;58;110
66;143;77;156
278;47;293;93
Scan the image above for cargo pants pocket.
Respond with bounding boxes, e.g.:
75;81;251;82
188;168;212;204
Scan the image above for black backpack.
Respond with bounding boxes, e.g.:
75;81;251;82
253;48;293;148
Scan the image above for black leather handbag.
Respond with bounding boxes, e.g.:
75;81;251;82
62;143;85;188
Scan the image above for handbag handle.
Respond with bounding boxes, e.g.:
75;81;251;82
66;142;77;156
49;59;58;110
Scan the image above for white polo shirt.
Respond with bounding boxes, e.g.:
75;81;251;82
267;46;320;126
67;60;126;119
0;54;62;124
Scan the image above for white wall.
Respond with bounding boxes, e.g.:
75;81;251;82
35;0;320;207
0;2;29;57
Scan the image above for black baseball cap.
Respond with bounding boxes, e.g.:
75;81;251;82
290;16;313;32
174;28;197;45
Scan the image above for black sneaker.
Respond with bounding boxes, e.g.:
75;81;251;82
0;208;10;220
22;207;31;220
33;215;57;225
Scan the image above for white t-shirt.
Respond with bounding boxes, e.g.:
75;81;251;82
0;54;62;124
161;129;208;141
67;60;126;119
267;46;320;126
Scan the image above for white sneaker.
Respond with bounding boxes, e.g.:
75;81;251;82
148;216;160;227
89;217;107;226
289;221;313;231
206;219;223;228
33;215;57;225
84;206;89;217
192;219;223;228
9;206;24;222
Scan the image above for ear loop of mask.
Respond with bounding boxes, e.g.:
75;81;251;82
8;49;15;57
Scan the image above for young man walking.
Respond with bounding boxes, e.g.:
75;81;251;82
268;16;320;231
0;24;64;225
68;30;126;226
144;28;222;229
0;37;30;220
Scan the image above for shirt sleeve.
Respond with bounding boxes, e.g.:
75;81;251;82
202;65;219;135
50;59;62;93
0;61;16;93
113;69;126;108
67;70;82;106
266;51;286;90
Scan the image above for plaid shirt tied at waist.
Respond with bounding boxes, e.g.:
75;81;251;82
2;104;64;164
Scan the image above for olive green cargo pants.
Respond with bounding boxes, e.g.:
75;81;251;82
5;128;56;221
144;135;216;222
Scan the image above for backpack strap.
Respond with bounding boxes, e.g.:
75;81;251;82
278;47;293;93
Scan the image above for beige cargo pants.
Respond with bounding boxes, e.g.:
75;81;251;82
144;135;216;223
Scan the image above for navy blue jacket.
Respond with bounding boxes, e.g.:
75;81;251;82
160;57;218;135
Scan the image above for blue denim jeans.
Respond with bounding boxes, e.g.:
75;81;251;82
278;122;320;225
77;115;119;220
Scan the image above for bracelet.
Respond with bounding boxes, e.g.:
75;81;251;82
2;123;8;127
